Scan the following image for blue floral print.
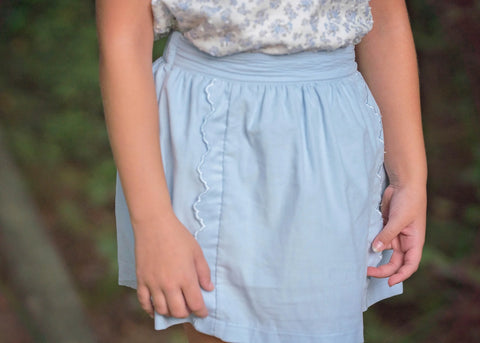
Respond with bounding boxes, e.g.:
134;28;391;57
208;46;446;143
151;0;373;57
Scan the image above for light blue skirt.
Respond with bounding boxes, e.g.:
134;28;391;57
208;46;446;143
115;30;402;343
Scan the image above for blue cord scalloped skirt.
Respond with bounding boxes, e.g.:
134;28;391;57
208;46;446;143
114;30;403;343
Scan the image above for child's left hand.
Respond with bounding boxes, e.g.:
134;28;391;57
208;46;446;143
366;183;427;286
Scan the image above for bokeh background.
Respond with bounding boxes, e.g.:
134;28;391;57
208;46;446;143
0;0;479;342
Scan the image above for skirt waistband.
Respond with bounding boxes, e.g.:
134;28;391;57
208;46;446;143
161;31;358;82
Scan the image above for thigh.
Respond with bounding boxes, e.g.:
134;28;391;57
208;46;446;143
183;323;228;343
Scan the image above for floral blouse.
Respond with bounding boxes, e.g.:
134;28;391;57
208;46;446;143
151;0;373;57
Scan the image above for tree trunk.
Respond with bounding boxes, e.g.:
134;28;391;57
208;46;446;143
0;127;96;343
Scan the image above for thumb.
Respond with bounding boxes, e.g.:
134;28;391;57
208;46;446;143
194;249;214;291
380;186;394;225
372;212;409;252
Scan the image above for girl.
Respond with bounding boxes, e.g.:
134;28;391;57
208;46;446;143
96;0;427;342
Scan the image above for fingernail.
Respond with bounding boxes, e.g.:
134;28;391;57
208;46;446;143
208;280;215;290
372;241;384;253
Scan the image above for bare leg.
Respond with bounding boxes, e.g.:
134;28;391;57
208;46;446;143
183;323;228;343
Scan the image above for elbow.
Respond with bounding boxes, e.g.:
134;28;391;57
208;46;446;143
98;31;154;69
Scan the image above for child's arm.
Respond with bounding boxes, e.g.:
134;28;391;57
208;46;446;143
96;0;214;319
355;0;428;286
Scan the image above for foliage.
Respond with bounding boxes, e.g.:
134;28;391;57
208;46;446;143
0;0;478;342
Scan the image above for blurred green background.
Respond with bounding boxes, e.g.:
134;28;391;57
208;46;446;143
0;0;478;342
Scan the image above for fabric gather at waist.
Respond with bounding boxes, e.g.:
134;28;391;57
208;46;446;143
162;31;358;83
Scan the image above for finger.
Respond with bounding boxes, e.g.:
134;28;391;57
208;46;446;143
380;185;394;215
367;248;403;278
383;241;393;250
372;214;411;253
367;238;404;278
194;249;214;292
137;285;154;318
182;280;209;318
387;246;422;286
151;291;169;317
388;263;417;286
163;287;191;318
380;186;394;224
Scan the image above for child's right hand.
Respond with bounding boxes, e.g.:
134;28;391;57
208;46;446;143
133;213;214;319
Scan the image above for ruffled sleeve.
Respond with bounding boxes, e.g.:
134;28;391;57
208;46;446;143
151;0;175;40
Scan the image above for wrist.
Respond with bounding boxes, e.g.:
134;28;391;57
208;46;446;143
385;164;427;189
384;149;427;188
130;206;178;234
